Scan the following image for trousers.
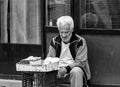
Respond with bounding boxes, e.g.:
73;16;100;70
70;67;84;87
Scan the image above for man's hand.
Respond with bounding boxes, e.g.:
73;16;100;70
57;67;67;78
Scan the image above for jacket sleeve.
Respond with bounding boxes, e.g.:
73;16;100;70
69;37;88;69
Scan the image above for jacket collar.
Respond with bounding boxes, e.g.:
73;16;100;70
55;32;78;44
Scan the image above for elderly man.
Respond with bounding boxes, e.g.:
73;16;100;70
47;16;91;87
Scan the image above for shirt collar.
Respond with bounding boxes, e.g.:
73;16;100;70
55;32;78;44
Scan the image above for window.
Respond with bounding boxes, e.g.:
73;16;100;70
79;0;120;29
0;0;42;44
46;0;71;26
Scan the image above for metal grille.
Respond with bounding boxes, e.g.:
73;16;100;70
22;73;43;87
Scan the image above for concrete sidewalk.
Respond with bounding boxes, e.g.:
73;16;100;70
0;79;22;87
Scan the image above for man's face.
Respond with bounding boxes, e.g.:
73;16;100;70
58;24;73;43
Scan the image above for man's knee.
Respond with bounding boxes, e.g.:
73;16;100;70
70;67;84;76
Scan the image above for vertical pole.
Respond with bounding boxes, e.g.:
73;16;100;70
41;0;46;60
40;0;46;87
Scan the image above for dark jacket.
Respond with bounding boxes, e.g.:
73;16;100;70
47;33;91;80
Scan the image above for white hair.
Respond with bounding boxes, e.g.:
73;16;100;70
56;16;74;31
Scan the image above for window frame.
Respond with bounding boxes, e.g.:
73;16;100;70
73;0;120;35
43;0;120;35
